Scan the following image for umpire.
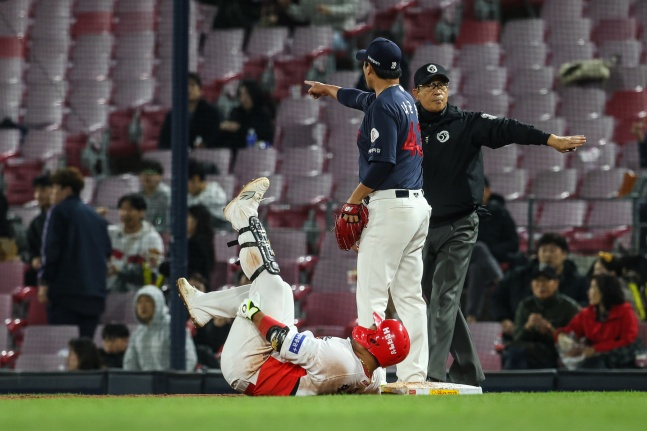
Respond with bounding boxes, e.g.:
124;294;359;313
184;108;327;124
413;63;586;385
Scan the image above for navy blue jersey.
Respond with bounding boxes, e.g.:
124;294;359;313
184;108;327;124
338;86;423;190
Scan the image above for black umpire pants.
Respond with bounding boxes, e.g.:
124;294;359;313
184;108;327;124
422;211;485;386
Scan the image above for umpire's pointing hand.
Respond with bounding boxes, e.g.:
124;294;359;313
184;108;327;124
546;134;586;153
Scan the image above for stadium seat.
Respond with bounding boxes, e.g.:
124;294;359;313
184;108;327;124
284;173;333;206
541;0;584;21
333;175;361;205
531;117;566;137
592;18;637;44
0;57;22;83
567;116;614;145
606;90;647;120
482;145;519;175
74;0;116;13
279;146;326;181
509;92;557;123
69;53;111;81
0;129;21;163
487;169;528;201
508;67;554;97
598;40;641;68
93;174;140;207
547;19;591;46
310;258;358;292
467;322;502;371
275;98;320;127
112;78;155;109
264;228;314;285
101;292;137;325
0;81;22;121
191;148;232;176
0;324;8;351
402;7;442;53
291;25;334;60
586;0;630;23
559;88;606;121
243;27;289;79
301;291;357;338
536;200;587;236
232;147;278;181
14;354;67;372
571;143;618;173
71;11;114;37
578;168;636;199
0;294;11;327
0;36;25;58
21;325;79;354
278;123;326;150
114;32;155;59
503;44;548;72
456;43;501;72
0;0;30;37
463;67;507;96
606;66;647;92
463;93;510;118
570;200;633;253
529;168;578;199
410;45;456;86
521;145;568;182
456;20;500;48
114;11;156;35
201;29;245;87
501;18;545;49
549;42;595;68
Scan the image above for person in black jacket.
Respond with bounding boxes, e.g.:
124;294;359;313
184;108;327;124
464;177;523;322
38;167;112;338
492;232;588;341
158;72;223;150
413;63;586;386
24;173;53;286
187;204;215;286
218;80;275;151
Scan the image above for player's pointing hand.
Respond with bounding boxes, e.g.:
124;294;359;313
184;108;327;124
305;80;340;100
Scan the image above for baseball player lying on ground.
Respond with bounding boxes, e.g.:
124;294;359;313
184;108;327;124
177;177;411;396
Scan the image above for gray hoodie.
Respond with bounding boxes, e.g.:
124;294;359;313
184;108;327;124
123;285;197;371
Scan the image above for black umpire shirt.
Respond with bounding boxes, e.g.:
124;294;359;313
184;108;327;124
417;103;550;226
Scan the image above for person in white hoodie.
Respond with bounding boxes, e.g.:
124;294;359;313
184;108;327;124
124;285;197;371
107;193;164;292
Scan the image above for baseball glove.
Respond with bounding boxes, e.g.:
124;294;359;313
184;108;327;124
334;203;369;251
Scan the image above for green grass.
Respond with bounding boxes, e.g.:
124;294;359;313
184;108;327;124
1;392;644;431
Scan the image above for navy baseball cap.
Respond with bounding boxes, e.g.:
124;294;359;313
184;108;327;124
355;37;401;71
414;63;450;86
531;264;559;280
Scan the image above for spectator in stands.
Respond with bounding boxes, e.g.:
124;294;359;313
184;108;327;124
264;0;310;35
24;174;53;285
123;285;197;371
98;323;130;369
280;0;358;51
188;159;227;228
187;205;215;286
38;167;112;338
197;0;262;48
502;265;580;370
188;272;233;369
158;72;223;150
138;159;170;236
218;80;275;152
0;189;17;262
629;119;647;168
556;274;641;369
464;176;522;322
590;252;642;319
492;233;588;339
67;337;103;371
107;193;164;292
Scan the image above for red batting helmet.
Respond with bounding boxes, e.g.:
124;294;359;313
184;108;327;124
351;312;411;368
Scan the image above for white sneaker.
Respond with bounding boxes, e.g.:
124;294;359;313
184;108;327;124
223;177;270;231
176;278;209;327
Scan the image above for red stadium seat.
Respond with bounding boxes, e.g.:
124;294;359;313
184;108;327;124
456;20;500;48
71;12;114;37
606;90;647;121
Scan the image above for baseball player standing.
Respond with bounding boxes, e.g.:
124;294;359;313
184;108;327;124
305;37;430;383
177;177;411;395
412;63;586;386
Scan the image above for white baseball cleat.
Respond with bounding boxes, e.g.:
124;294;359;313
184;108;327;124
223;177;270;231
176;278;210;327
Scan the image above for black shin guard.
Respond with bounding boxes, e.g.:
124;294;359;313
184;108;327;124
227;216;280;281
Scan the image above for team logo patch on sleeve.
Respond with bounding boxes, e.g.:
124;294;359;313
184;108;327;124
370;128;380;143
289;333;306;354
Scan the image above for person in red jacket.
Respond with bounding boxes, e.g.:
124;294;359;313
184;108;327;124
555;274;642;369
